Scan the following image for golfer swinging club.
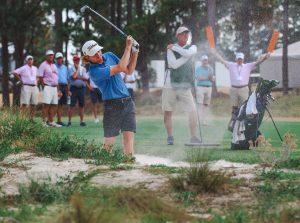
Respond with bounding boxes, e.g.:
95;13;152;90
82;36;139;157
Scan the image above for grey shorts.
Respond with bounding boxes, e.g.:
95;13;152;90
103;97;136;137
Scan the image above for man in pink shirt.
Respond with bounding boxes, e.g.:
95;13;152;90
212;49;270;130
38;50;62;127
13;55;39;119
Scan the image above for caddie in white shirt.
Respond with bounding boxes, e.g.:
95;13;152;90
162;26;201;145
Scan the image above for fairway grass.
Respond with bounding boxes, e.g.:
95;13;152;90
52;115;300;165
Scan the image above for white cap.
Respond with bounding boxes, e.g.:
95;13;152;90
46;50;54;56
176;26;190;36
236;52;244;60
55;52;63;59
25;55;33;61
82;40;103;56
201;55;208;61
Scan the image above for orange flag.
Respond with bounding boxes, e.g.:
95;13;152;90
206;26;215;48
267;31;280;53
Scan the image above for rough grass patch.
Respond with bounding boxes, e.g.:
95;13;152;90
255;133;297;168
56;187;192;223
170;162;230;194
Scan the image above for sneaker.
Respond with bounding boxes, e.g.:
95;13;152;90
67;122;72;127
42;122;49;127
94;118;100;123
167;136;174;145
190;136;202;144
48;122;62;128
56;121;67;127
80;122;86;127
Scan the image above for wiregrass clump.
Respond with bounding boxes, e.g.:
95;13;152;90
0;108;41;156
56;187;192;223
170;149;230;194
170;162;229;194
255;133;297;168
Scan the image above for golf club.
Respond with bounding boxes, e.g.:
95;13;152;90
80;5;139;49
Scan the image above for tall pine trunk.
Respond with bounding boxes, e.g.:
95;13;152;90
110;0;116;34
239;0;250;60
127;0;132;25
54;8;63;53
13;33;25;106
117;0;122;29
282;0;289;95
1;34;10;106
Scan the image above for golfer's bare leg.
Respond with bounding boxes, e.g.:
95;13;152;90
79;107;84;123
188;110;198;137
123;131;134;155
30;105;36;120
92;103;98;119
42;104;49;122
164;111;173;137
202;104;209;125
21;104;29;117
104;137;116;152
68;106;75;122
49;105;57;123
57;104;63;122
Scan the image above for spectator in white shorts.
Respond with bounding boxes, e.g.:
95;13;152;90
38;50;62;127
195;55;215;126
13;55;39;120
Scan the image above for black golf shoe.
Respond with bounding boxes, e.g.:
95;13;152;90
167;136;174;145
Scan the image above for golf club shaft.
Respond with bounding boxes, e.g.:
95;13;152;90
81;5;139;48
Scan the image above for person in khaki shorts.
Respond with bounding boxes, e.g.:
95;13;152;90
195;55;215;126
38;50;62;127
162;26;201;145
13;55;39;119
211;49;270;130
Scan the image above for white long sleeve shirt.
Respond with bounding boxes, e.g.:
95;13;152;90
164;43;197;88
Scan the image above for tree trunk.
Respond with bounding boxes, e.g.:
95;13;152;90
117;0;122;28
190;1;199;45
140;63;150;92
136;0;143;17
135;0;148;92
84;9;91;39
54;8;63;53
65;8;70;65
127;0;132;25
1;34;10;106
207;0;218;96
110;0;116;34
13;33;25;106
282;0;289;95
239;0;250;60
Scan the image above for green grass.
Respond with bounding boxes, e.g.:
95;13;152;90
51;116;300;165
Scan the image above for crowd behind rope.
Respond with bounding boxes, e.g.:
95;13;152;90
13;50;138;128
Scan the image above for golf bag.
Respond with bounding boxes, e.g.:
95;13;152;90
229;79;279;150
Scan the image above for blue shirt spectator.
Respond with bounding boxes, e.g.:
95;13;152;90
195;65;214;87
56;63;69;84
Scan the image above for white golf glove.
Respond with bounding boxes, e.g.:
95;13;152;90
132;40;139;53
132;45;139;53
